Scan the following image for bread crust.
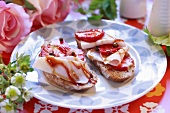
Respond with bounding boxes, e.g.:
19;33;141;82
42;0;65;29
93;60;135;82
43;71;97;91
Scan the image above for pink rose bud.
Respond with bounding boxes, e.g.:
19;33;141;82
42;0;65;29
27;0;71;31
0;1;32;53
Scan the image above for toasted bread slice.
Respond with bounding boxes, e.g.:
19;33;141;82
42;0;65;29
33;39;98;91
74;30;135;82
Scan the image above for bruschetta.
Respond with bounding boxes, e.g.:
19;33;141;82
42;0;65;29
33;38;97;90
74;29;135;82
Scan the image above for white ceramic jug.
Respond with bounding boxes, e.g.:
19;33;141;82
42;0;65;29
120;0;146;19
148;0;170;37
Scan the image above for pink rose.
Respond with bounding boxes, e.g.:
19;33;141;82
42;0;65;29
0;1;32;53
27;0;71;31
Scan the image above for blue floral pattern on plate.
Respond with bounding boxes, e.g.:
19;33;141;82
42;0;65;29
10;20;167;109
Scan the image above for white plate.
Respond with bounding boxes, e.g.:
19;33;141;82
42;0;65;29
11;20;167;109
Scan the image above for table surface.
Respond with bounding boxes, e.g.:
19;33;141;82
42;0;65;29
2;0;170;113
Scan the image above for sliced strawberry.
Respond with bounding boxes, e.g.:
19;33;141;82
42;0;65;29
75;29;104;42
57;45;71;55
98;44;120;57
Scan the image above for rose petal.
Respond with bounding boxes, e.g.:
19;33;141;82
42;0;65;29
8;3;32;36
0;1;32;53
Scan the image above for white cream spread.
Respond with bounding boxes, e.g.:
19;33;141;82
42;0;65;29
33;56;91;84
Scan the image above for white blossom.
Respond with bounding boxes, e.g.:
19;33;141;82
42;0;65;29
5;86;21;101
0;99;15;113
11;73;26;88
22;89;34;102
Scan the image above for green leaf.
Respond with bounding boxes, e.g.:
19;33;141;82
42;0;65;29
144;27;170;56
15;96;24;103
144;27;170;46
28;88;33;90
89;0;103;11
6;95;10;99
75;0;117;20
166;46;170;56
76;7;88;15
101;0;117;19
109;0;117;19
24;0;35;10
29;68;34;72
88;14;103;20
13;104;17;110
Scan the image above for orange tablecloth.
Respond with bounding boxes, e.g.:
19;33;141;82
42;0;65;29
2;1;170;113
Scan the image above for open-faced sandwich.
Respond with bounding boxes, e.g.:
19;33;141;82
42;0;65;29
74;29;135;82
32;38;97;91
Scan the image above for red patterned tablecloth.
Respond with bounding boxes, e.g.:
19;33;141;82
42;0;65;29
2;0;170;113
